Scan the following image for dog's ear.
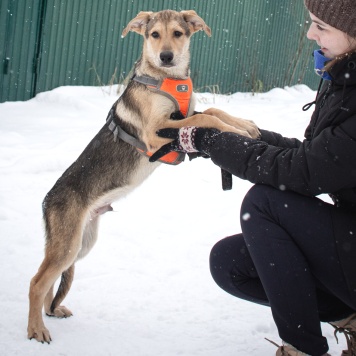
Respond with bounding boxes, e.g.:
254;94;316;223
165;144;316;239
122;11;154;37
181;10;212;37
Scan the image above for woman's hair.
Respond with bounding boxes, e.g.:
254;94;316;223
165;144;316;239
325;35;356;71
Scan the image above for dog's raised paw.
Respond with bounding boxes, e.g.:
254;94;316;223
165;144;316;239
46;305;73;318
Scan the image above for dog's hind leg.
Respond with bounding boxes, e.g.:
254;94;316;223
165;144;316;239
43;213;100;319
28;204;86;343
43;211;101;318
28;254;80;343
44;264;75;318
28;258;72;343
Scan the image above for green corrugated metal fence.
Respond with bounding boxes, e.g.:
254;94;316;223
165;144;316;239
0;0;317;103
0;0;44;102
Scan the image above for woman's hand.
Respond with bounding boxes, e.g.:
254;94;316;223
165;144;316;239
149;126;221;162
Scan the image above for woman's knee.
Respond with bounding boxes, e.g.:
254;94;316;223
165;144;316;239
209;234;245;289
210;234;269;305
210;234;254;293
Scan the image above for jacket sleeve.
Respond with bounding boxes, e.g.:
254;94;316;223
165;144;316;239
209;115;356;197
259;129;302;149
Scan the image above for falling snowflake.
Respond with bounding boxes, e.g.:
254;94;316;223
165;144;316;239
242;212;251;221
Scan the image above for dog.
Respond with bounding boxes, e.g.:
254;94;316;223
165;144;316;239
27;9;260;344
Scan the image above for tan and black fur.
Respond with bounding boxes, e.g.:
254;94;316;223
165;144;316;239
27;9;260;344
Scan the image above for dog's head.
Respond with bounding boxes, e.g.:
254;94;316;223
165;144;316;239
122;10;211;77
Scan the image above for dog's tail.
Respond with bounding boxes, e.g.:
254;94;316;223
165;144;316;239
50;264;75;313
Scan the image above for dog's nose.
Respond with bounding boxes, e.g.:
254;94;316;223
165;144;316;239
160;51;174;64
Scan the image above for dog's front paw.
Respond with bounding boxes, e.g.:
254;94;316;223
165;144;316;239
202;108;261;139
28;323;52;344
243;120;261;139
46;305;73;318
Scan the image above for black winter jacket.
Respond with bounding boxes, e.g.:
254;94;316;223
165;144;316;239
210;53;356;209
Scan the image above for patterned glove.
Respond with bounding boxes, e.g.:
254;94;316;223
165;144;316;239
149;127;221;163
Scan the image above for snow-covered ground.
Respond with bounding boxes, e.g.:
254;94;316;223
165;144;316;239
0;85;345;355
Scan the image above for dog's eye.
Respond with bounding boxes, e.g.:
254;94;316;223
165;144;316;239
174;31;183;38
151;31;160;39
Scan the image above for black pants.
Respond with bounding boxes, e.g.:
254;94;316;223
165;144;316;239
210;185;356;356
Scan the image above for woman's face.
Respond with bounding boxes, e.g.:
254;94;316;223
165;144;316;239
307;12;356;58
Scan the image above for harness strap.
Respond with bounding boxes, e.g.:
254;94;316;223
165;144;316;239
108;116;146;151
106;103;185;165
132;75;160;87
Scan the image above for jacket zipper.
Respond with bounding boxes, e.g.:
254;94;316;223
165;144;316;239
320;82;332;109
311;82;332;136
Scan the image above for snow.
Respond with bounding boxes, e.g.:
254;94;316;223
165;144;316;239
0;85;345;355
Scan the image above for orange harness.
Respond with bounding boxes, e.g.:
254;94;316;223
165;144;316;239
134;76;193;117
107;75;193;165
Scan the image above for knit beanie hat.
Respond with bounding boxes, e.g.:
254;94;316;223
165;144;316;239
304;0;356;38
